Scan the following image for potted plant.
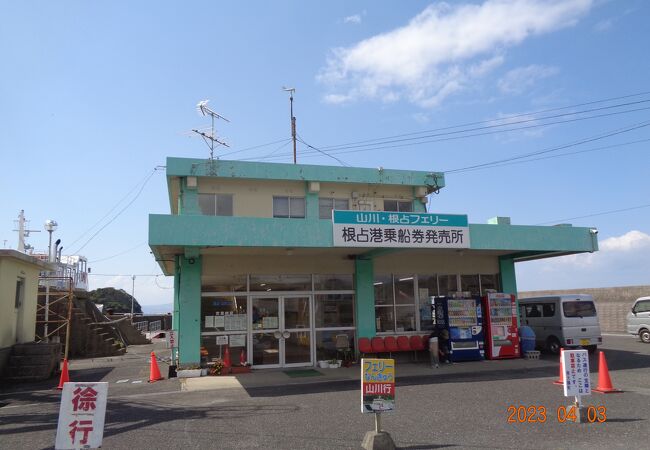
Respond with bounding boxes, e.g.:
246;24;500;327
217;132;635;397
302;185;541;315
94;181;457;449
328;358;339;368
318;360;330;368
208;359;225;376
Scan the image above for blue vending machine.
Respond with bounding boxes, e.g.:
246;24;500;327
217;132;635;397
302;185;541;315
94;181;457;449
433;295;485;362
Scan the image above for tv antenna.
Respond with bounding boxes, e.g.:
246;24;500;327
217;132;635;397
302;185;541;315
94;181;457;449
13;210;40;253
282;87;297;164
192;100;230;162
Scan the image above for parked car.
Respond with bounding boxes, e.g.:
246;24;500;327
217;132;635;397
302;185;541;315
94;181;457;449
519;295;602;354
627;296;650;343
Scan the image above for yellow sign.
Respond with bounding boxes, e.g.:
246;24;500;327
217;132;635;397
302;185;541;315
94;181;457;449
361;358;395;413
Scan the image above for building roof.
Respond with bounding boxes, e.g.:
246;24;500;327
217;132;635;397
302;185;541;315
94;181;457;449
0;249;58;271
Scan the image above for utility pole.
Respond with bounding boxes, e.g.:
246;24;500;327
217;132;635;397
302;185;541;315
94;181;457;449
131;275;136;321
283;87;297;164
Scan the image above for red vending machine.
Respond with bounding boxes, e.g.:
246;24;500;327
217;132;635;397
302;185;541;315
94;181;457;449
482;292;520;359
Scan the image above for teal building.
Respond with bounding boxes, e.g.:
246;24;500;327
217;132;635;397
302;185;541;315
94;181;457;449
149;157;598;367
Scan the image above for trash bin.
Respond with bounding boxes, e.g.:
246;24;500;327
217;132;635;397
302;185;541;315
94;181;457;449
519;326;536;355
428;337;440;367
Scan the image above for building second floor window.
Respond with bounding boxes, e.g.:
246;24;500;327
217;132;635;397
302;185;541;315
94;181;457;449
273;196;305;218
198;193;233;216
319;198;349;219
384;199;413;212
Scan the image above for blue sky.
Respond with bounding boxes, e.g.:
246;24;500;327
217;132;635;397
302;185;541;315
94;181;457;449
2;0;649;311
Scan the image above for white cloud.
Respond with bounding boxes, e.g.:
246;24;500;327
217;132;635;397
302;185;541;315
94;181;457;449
497;65;559;94
517;230;650;290
343;14;362;24
319;0;593;106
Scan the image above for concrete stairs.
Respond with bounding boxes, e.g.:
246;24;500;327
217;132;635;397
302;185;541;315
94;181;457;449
68;307;126;358
3;342;61;382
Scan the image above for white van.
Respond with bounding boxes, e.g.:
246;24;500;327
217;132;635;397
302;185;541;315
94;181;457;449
519;295;602;354
626;297;650;343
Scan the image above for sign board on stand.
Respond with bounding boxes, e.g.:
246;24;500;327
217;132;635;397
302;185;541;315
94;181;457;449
361;358;395;413
167;330;177;349
55;382;108;449
562;349;591;422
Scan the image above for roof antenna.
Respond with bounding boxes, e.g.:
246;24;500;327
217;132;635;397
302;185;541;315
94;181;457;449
193;100;230;169
282;87;297;164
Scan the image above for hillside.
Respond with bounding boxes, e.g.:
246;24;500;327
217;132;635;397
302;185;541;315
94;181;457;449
88;287;143;314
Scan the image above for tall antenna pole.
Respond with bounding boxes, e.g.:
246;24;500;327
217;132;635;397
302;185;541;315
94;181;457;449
194;100;230;162
283;87;297;164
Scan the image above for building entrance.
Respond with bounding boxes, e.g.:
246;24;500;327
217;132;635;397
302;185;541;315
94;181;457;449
251;295;312;368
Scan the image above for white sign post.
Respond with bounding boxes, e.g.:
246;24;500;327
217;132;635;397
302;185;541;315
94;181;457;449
562;349;591;423
167;330;178;366
55;382;108;449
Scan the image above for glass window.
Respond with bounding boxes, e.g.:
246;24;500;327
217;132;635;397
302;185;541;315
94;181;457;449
15;278;24;308
373;275;393;305
250;274;312;291
525;304;542;317
315;294;354;327
479;274;500;294
438;275;458;296
201;335;248;366
313;274;353;291
315;330;355;361
418;274;438;297
375;306;395;332
395;306;416;332
319;198;350;219
542;303;556;317
200;296;247;332
563;301;597;318
460;275;480;296
384;200;413;212
274;196;305;218
202;274;247;292
273;197;289;218
394;276;415;305
634;300;650;313
216;194;233;216
198;194;233;216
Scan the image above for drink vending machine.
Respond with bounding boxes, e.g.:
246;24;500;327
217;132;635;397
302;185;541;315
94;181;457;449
481;292;520;359
432;294;485;362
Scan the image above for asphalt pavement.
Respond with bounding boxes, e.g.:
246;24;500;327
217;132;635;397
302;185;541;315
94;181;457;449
1;335;648;449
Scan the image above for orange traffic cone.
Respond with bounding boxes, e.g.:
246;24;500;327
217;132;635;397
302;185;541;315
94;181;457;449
56;358;70;390
593;351;622;393
553;349;564;385
148;351;164;383
239;349;246;366
223;346;232;368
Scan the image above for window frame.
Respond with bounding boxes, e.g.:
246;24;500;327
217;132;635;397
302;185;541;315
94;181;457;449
198;193;234;216
273;196;306;218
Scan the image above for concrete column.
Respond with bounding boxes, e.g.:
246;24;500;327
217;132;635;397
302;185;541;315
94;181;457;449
179;177;201;215
499;256;519;326
355;258;376;339
178;255;202;365
172;255;180;331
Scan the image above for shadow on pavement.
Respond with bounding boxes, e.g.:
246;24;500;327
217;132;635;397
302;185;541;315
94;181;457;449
0;368;114;395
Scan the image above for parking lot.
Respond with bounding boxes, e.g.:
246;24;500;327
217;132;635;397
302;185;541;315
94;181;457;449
1;334;648;449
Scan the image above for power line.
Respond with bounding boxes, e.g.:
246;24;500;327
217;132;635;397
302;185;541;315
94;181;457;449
68;169;160;248
445;137;650;174
296;134;349;167
72;169;159;254
444;119;650;174
316;98;650;152
252;105;650;161
220;138;292;157
258;139;293;160
89;242;147;264
535;203;650;225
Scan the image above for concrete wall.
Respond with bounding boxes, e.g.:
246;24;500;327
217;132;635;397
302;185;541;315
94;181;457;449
0;256;41;349
519;285;650;333
197;178;417;218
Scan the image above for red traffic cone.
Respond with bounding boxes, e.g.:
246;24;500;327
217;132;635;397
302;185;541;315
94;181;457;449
223;346;232;368
239;349;247;366
553;349;564;385
56;358;70;390
148;351;164;383
593;351;622;393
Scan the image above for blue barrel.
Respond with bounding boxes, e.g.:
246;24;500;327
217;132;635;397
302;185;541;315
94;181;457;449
519;326;536;354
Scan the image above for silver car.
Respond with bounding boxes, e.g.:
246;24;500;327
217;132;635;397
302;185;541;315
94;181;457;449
627;296;650;343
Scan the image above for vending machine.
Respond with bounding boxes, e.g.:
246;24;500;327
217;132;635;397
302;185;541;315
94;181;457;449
433;294;485;362
482;292;520;359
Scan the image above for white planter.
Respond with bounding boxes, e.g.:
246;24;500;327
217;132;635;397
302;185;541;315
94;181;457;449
329;363;340;369
177;369;202;378
318;360;330;368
